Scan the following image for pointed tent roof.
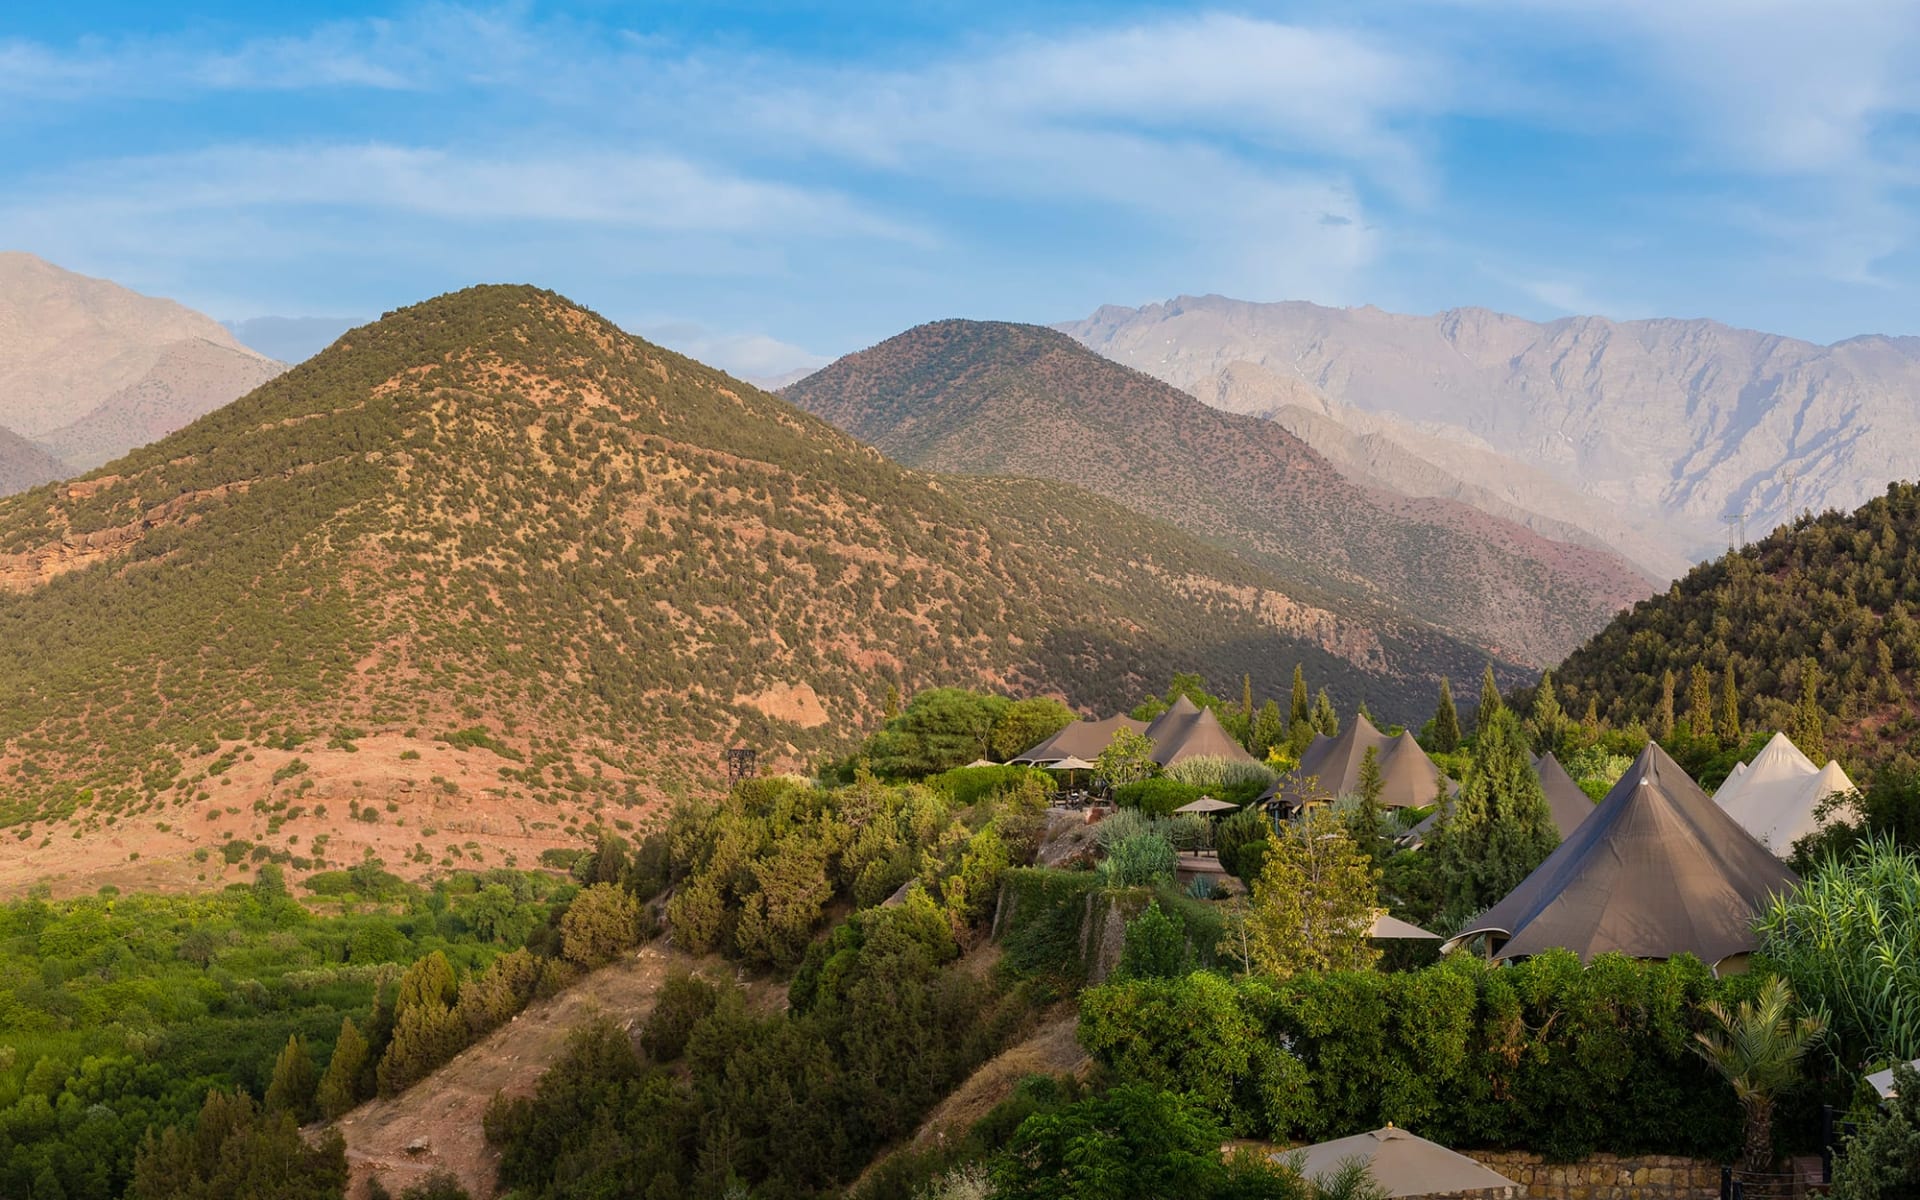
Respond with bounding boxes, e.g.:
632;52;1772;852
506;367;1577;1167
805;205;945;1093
1445;742;1798;969
1143;694;1201;742
1292;714;1395;796
1373;732;1445;809
1714;732;1856;852
1152;703;1257;767
1535;752;1598;841
1278;1127;1519;1198
1009;713;1148;763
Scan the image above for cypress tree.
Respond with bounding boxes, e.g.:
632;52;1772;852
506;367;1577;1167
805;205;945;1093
1352;747;1386;865
1289;665;1310;732
1357;699;1375;727
1583;696;1600;731
1250;699;1284;756
1653;670;1677;740
1431;677;1461;753
264;1034;317;1121
317;1017;369;1120
1792;657;1828;763
1241;674;1254;723
1718;662;1743;746
1687;663;1716;742
1475;665;1504;736
1530;669;1564;751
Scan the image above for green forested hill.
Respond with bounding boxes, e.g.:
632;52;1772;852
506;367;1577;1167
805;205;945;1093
1554;483;1920;774
786;319;1653;667
0;286;1497;878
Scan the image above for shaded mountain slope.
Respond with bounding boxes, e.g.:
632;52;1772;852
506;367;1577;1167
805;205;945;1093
1554;483;1920;775
1062;295;1920;566
786;319;1649;666
0;425;64;495
0;286;1501;887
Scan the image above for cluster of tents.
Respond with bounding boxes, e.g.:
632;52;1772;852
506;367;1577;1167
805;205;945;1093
1010;695;1256;769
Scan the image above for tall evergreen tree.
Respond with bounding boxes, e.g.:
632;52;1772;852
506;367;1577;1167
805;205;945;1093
1430;677;1461;753
1653;669;1677;740
1583;696;1601;731
1529;669;1565;751
1719;662;1743;746
1356;699;1375;727
1426;707;1560;927
1310;688;1339;737
1250;699;1284;757
1474;664;1504;737
1688;662;1716;742
1350;747;1386;866
1289;665;1310;732
317;1017;369;1120
1792;657;1828;763
264;1035;317;1121
1241;674;1254;723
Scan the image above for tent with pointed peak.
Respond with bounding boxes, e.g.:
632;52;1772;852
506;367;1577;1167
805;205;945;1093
1009;713;1148;763
1713;731;1857;853
1535;752;1598;841
1272;716;1438;810
1149;699;1257;767
1443;742;1798;971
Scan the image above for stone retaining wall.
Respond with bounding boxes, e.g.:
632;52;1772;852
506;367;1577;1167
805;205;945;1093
1463;1150;1723;1200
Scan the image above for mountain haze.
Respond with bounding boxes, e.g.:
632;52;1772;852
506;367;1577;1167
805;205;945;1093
0;286;1494;893
0;253;285;482
1062;295;1920;570
0;425;64;495
787;319;1650;667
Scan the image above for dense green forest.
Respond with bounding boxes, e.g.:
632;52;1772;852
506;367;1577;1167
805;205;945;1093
1555;483;1920;775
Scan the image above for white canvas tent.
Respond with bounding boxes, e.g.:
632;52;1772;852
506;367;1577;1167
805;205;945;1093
1713;732;1856;853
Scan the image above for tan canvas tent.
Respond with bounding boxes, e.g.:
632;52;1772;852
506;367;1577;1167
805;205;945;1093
1535;752;1598;841
1149;699;1257;767
1275;717;1440;810
1010;713;1148;764
1444;742;1798;971
1713;732;1857;853
1277;1126;1519;1198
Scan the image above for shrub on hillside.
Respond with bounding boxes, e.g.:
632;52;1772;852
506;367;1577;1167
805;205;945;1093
1115;777;1202;816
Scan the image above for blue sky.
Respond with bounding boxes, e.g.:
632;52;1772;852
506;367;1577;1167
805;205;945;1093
8;1;1920;375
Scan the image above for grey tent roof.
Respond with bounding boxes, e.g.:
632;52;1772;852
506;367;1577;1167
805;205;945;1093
1535;752;1598;841
1009;713;1148;763
1278;1127;1519;1197
1277;718;1436;809
1445;742;1799;969
1151;702;1257;767
1369;912;1441;940
1144;694;1203;743
1867;1060;1920;1099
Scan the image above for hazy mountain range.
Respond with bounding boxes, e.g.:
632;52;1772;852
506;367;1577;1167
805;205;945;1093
0;253;285;487
786;320;1649;667
1061;295;1920;575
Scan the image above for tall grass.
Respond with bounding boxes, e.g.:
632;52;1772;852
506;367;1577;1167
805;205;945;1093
1758;836;1920;1066
1165;756;1276;791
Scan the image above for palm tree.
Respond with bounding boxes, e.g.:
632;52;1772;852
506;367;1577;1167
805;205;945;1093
1692;976;1827;1174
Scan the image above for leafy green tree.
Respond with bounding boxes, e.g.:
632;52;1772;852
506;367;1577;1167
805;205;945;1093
1830;1063;1920;1199
130;1090;347;1200
990;1084;1230;1200
1215;807;1271;886
1290;666;1311;732
1243;810;1380;979
1251;700;1285;757
317;1017;369;1120
560;882;644;966
1117;901;1190;980
865;688;1012;777
1475;664;1504;737
1096;727;1157;789
1310;689;1339;737
378;951;463;1095
641;971;720;1063
990;697;1077;761
1691;976;1826;1174
1426;707;1560;927
1430;677;1461;753
264;1035;317;1122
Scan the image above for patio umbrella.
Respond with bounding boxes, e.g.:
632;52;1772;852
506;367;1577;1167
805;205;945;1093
1368;912;1441;940
1048;756;1097;771
1277;1126;1519;1198
963;758;996;768
1173;795;1239;815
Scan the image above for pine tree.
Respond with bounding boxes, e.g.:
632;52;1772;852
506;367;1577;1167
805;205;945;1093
1241;674;1254;723
1311;688;1339;736
1357;699;1375;726
1426;707;1560;926
264;1035;317;1121
1653;669;1677;740
1351;747;1386;865
882;683;901;720
1792;657;1828;763
1688;662;1716;743
1583;696;1601;731
1718;662;1743;746
1431;677;1461;753
1289;665;1310;732
1475;665;1504;737
1529;669;1564;751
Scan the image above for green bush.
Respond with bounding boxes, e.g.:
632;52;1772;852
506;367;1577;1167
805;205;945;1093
1098;833;1177;888
1115;777;1202;816
929;764;1053;808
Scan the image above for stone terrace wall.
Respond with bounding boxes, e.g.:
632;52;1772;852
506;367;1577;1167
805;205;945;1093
1464;1151;1723;1200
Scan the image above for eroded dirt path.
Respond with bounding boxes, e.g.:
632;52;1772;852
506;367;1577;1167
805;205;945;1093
333;943;771;1199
